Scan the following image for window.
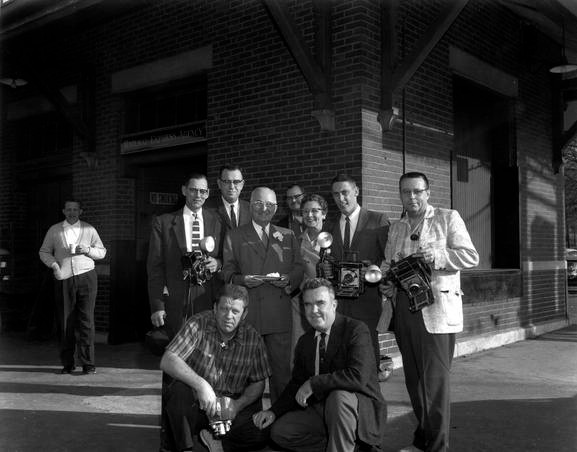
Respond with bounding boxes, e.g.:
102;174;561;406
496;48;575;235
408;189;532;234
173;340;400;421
123;76;207;135
14;112;73;161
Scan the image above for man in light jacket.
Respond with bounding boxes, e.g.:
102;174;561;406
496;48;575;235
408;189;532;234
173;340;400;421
381;172;479;452
39;200;106;375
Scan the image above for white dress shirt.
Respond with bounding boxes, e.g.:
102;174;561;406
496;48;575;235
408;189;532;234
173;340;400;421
252;220;270;242
183;206;204;252
339;204;361;243
222;197;239;226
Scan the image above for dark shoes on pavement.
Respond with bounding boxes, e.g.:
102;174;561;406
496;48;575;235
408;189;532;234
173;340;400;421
82;365;96;374
59;366;75;374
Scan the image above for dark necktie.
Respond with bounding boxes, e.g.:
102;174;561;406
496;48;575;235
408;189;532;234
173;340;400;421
343;216;351;250
230;205;237;228
261;228;269;248
191;213;201;250
318;332;328;374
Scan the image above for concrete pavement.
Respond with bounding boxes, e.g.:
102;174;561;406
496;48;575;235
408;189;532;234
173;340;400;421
0;326;576;451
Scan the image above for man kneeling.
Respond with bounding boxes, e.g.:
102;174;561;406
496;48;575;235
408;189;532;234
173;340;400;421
253;278;387;452
160;284;271;452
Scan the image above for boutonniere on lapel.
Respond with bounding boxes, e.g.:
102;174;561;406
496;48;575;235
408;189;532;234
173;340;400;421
272;231;284;242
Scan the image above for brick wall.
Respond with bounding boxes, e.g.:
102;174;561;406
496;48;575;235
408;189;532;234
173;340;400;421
0;0;568;340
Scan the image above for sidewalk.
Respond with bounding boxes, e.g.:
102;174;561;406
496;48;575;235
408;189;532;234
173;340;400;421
0;326;575;452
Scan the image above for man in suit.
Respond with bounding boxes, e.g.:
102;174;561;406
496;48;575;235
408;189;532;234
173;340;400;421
147;172;223;339
207;163;251;231
328;173;389;366
147;172;224;451
222;186;304;401
276;184;305;237
253;278;386;452
380;172;478;452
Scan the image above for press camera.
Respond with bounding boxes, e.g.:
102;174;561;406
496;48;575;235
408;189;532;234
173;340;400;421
181;236;215;286
208;396;233;437
316;232;382;298
384;254;434;312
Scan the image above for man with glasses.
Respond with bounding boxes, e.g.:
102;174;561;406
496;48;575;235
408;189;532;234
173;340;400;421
148;172;224;451
208;164;251;231
380;172;478;452
147;172;224;339
222;187;304;401
276;184;306;237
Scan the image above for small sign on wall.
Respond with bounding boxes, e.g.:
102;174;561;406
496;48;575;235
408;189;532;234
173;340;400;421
150;192;179;206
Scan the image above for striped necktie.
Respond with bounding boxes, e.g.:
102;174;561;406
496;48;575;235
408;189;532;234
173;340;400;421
191;213;201;250
261;227;269;248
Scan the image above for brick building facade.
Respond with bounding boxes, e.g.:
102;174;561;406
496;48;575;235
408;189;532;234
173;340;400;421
0;0;573;356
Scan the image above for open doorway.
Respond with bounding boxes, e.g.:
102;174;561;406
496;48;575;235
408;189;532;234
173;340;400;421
132;156;207;341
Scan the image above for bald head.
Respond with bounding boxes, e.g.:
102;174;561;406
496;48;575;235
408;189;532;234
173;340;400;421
250;187;278;226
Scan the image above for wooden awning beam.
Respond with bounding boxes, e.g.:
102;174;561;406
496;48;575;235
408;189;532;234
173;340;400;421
5;51;91;143
262;0;334;129
391;0;469;91
262;0;328;94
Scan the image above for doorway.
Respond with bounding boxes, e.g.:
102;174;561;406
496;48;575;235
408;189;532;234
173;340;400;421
132;156;207;340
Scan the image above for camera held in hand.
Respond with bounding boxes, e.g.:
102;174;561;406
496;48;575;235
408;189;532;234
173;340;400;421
181;236;215;286
316;232;382;298
385;254;434;312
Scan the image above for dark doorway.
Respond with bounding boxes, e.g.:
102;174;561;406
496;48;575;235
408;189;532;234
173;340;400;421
453;76;519;269
26;177;73;338
109;154;207;343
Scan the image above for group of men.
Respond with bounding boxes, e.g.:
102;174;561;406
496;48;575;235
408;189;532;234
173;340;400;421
39;163;478;452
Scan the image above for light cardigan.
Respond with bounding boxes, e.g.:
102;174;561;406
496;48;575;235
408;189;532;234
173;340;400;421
39;220;106;280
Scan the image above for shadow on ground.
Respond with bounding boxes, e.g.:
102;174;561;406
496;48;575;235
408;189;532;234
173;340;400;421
0;409;160;452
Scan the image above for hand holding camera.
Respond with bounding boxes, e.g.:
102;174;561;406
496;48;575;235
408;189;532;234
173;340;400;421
182;236;216;286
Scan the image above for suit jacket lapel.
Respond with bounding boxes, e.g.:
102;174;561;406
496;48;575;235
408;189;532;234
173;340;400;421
331;219;344;252
218;201;232;229
172;210;187;254
325;314;344;365
239;200;250;226
351;208;368;249
243;224;267;262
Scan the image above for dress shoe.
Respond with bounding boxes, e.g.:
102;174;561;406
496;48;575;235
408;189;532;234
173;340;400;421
199;429;224;452
59;366;75;374
82;365;96;374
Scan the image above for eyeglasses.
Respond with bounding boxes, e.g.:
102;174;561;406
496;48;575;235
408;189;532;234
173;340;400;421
251;201;277;209
287;193;304;201
302;208;323;215
220;179;244;186
401;188;428;197
188;188;209;196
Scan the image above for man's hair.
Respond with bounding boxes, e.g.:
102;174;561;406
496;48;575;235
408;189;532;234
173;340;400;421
300;193;328;215
301;277;335;299
183;172;208;186
216;284;250;308
331;173;357;187
219;164;243;178
63;199;82;209
399;172;430;190
286;184;303;192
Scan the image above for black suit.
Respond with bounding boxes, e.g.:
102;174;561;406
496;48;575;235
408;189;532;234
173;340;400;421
206;197;251;230
328;207;389;363
270;314;386;450
147;208;223;338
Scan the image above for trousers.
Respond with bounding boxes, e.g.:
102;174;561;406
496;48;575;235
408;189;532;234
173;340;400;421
394;292;455;452
56;269;97;367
